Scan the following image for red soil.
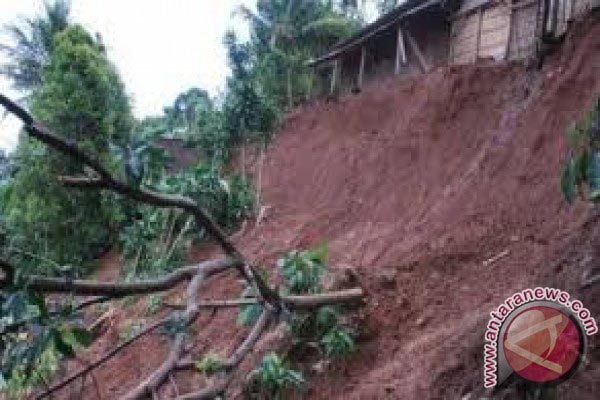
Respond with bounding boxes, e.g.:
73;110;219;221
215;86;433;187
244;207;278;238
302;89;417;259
55;14;600;400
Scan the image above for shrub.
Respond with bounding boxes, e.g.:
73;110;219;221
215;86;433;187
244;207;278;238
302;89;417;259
254;352;304;399
561;97;600;203
195;352;225;375
277;245;327;294
321;327;355;358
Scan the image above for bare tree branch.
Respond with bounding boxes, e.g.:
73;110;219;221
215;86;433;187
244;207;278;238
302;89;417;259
284;288;365;309
166;288;365;311
0;258;239;296
176;308;274;400
122;263;212;399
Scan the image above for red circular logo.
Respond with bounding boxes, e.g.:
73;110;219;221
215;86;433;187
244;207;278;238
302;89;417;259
503;306;582;383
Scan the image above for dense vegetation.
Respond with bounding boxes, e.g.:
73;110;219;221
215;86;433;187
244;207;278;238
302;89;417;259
0;1;371;397
0;0;367;278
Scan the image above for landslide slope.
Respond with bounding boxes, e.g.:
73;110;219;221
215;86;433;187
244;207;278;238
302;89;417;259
235;15;600;399
55;15;600;400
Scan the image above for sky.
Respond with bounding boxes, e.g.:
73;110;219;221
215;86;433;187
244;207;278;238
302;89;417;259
0;0;255;152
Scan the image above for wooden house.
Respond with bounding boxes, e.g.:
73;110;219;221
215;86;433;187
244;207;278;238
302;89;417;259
308;0;598;95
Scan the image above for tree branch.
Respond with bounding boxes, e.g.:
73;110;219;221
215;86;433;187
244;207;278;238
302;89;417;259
122;264;213;399
176;308;274;400
166;288;365;311
0;258;238;296
283;288;365;309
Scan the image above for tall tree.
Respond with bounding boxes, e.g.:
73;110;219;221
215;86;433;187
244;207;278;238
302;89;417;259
1;25;133;273
237;0;360;109
164;88;213;136
0;0;71;93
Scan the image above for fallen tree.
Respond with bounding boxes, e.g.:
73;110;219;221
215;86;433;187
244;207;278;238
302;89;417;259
0;94;366;399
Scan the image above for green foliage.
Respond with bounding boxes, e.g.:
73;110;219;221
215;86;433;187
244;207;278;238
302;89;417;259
0;289;93;397
320;327;355;358
238;303;263;327
32;25;133;147
278;246;356;359
254;352;304;399
145;294;163;316
561;98;600;203
0;0;71;92
1;25;133;275
195;352;225;375
237;0;360;111
237;270;268;327
278;245;327;294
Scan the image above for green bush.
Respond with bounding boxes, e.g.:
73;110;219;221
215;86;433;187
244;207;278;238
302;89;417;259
321;327;355;358
561;97;600;203
254;352;304;399
195;352;225;375
277;245;327;294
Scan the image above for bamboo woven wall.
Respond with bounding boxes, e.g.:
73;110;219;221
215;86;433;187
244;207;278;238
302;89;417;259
450;1;513;64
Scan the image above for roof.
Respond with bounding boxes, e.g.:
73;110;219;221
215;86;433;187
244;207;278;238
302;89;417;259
307;0;444;67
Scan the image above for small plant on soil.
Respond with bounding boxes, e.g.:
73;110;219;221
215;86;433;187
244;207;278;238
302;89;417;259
278;246;357;357
145;294;163;315
277;245;327;294
240;246;358;396
253;352;305;399
195;352;225;375
320;327;355;358
561;97;600;203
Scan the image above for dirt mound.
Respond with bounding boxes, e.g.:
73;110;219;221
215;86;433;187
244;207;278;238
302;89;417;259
54;15;600;400
234;14;600;399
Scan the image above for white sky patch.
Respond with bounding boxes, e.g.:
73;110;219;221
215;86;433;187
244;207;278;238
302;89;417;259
0;0;254;152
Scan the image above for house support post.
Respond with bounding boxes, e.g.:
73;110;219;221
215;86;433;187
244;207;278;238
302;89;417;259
405;30;431;73
475;6;483;62
330;58;339;95
358;46;366;88
395;26;407;75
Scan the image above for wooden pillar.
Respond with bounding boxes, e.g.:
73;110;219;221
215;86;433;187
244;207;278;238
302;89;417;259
330;59;339;95
504;8;514;60
475;6;483;62
358;46;366;88
449;21;454;64
406;30;431;73
395;26;407;75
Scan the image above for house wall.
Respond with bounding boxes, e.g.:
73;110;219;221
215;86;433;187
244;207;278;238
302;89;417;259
450;0;513;64
508;0;539;60
450;0;596;65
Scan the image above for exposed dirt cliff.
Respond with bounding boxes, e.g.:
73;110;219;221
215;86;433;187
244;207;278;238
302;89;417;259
58;14;600;400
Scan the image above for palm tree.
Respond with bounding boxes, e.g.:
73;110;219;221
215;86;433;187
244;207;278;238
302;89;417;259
0;0;71;92
236;0;360;108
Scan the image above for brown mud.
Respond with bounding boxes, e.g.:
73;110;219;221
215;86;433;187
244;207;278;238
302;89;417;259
56;14;600;400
